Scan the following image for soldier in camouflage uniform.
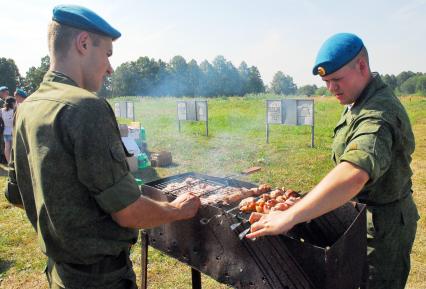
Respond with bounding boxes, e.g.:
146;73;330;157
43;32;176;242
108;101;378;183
5;5;201;289
247;33;419;289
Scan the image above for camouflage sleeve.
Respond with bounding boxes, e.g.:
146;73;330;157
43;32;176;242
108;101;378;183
339;119;393;185
5;148;23;205
59;98;141;213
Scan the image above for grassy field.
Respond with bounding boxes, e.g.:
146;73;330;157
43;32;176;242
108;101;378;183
0;95;425;288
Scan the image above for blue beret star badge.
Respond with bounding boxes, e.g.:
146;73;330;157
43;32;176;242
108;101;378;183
318;67;326;76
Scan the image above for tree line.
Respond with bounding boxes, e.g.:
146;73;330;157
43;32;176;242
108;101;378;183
1;56;425;97
382;72;426;96
109;55;265;97
0;56;49;95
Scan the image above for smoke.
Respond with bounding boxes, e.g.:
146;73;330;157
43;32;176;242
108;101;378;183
114;56;264;97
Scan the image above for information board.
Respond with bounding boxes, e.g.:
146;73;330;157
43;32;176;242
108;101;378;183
126;102;134;120
196;101;208;121
176;100;208;136
114;103;120;117
177;101;187;120
267;100;282;124
266;99;315;147
114;101;135;120
295;100;314;125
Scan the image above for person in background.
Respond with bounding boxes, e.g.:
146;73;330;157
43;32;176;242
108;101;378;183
14;88;28;104
247;33;419;289
0;86;8;107
5;5;201;289
0;97;16;163
0;86;9;163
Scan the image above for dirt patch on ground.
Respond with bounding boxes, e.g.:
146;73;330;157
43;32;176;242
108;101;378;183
0;272;47;289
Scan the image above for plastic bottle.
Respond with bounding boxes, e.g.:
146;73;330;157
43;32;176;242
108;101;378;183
137;153;151;169
140;127;146;141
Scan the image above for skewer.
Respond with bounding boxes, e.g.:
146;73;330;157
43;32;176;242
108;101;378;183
238;228;251;240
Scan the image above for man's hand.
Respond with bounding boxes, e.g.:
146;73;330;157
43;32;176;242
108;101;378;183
112;192;201;229
171;192;201;220
246;210;296;239
246;161;369;239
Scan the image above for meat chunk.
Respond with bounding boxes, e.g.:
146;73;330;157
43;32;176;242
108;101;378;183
270;189;284;198
239;197;256;209
239;185;302;215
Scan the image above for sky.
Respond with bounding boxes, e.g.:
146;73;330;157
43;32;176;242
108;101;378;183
0;0;425;87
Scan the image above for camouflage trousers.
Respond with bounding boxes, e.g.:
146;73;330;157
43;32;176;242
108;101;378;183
366;194;419;289
45;251;137;289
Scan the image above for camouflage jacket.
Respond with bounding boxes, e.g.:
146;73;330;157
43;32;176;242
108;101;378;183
6;71;141;264
332;73;415;205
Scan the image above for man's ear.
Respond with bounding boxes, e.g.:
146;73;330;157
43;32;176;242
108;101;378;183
76;31;90;54
358;57;368;75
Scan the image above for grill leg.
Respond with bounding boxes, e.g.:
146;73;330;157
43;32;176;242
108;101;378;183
141;231;149;289
191;268;202;289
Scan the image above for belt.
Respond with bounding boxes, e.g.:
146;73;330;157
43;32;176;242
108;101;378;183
66;250;128;273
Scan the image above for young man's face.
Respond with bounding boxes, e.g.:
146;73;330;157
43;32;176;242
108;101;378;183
83;36;113;92
1;90;9;99
321;60;366;105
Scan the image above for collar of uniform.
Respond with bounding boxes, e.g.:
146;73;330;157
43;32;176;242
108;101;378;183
43;70;79;87
350;72;386;113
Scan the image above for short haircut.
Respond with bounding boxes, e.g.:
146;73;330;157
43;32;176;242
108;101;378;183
348;46;370;69
5;97;16;111
47;21;103;59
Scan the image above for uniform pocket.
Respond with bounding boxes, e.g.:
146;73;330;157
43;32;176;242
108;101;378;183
332;118;347;137
332;118;348;163
56;261;129;288
110;141;126;163
400;195;420;225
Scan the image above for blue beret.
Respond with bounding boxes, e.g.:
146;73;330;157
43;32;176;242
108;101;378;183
0;86;9;92
313;33;364;76
52;5;121;40
15;88;27;98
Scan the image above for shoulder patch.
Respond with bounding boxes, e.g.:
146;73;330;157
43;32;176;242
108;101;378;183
347;143;358;151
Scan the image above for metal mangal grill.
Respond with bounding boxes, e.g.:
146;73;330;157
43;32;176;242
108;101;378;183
140;172;367;289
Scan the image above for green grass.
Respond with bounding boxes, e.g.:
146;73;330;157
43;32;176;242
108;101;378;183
1;95;425;288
